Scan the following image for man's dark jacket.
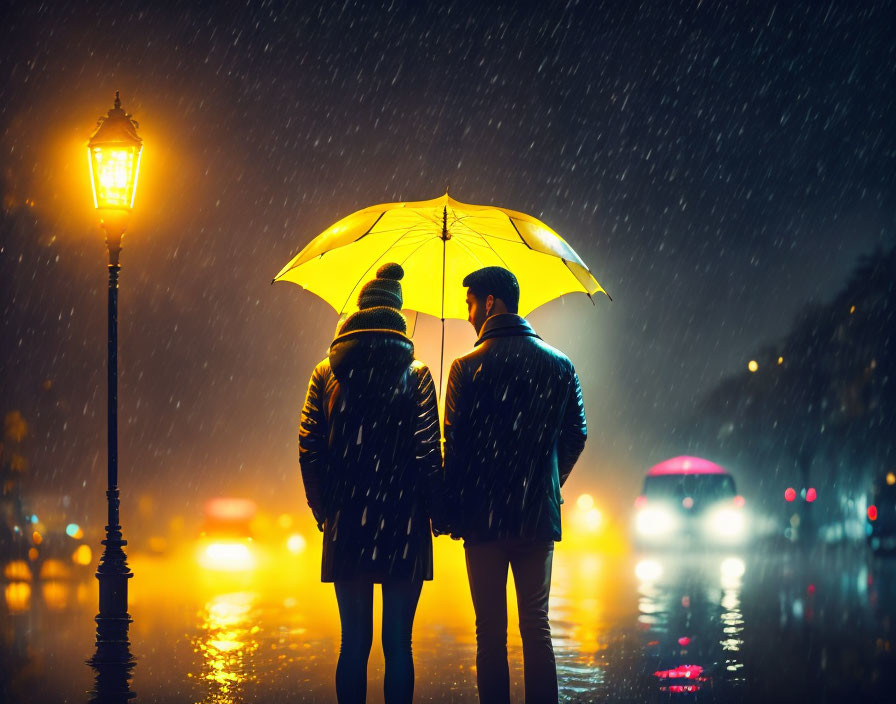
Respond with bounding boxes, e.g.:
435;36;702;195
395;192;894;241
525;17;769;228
443;314;587;543
299;329;441;582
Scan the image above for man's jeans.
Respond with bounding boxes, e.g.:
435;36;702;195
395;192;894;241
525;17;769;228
464;539;557;704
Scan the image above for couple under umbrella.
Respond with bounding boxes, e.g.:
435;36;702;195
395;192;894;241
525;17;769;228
275;194;606;703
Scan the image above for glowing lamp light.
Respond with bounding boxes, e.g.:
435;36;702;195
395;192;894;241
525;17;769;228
40;559;71;580
65;523;84;539
87;92;143;212
784;487;796;502
748;360;758;373
286;533;307;554
577;494;595;511
887;472;895;486
72;544;93;566
3;560;32;582
584;508;603;531
805;487;817;503
867;505;877;521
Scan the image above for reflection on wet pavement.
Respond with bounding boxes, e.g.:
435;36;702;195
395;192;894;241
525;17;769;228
3;542;896;702
192;591;260;702
634;553;746;699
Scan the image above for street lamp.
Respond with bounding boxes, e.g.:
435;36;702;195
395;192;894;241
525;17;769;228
87;91;141;677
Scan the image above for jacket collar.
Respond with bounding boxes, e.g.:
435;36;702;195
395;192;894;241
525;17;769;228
474;314;540;347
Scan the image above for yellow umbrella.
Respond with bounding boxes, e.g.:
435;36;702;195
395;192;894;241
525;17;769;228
273;193;608;321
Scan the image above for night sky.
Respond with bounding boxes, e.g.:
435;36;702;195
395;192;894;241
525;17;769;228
2;1;894;529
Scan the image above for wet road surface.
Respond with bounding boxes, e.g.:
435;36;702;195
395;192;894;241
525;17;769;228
3;539;896;702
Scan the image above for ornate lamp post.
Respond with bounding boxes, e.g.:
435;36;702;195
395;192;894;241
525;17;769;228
86;91;142;677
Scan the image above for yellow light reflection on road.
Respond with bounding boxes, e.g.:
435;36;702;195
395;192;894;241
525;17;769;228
5;582;31;612
192;591;260;702
550;551;610;678
41;581;71;611
40;559;71;580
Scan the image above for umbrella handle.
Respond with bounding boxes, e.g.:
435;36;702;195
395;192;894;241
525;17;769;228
439;317;445;402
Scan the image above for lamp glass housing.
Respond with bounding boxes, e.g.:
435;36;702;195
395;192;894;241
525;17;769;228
88;143;142;210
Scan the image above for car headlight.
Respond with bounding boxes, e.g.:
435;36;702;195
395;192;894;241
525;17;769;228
707;508;745;537
636;507;678;535
199;540;255;571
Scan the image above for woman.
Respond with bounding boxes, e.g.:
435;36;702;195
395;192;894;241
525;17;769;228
298;263;441;704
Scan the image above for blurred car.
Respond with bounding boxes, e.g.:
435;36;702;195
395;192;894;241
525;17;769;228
197;497;257;571
867;471;896;554
633;456;748;549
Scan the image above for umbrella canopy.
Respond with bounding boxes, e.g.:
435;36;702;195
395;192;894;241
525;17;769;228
273;193;608;319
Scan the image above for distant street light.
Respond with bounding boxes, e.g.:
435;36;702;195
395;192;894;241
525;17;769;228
86;91;142;677
748;360;758;373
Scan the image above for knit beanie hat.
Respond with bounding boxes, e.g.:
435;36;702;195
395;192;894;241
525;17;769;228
338;263;407;335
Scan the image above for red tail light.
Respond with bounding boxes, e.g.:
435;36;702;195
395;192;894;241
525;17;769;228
868;505;878;521
784;487;796;502
806;488;817;503
634;495;647;509
733;495;745;508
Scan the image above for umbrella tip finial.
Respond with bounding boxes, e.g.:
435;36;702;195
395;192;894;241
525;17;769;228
445;184;450;195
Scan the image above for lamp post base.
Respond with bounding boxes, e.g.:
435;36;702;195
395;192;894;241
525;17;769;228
88;569;136;701
87;647;136;703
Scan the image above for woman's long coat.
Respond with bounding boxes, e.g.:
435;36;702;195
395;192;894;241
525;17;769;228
299;329;441;582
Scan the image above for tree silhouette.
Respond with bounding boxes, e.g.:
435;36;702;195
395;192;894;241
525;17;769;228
689;246;896;531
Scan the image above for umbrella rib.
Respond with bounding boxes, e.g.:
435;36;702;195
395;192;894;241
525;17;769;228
450;219;512;270
337;228;427;313
351;221;437;239
455;214;592;295
505;216;535;250
449;235;488;268
450;213;521;243
396;234;441;270
354;211;386;241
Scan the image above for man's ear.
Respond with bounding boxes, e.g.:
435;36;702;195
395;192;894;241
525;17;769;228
486;294;495;316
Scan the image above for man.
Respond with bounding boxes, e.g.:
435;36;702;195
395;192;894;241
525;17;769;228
442;266;587;704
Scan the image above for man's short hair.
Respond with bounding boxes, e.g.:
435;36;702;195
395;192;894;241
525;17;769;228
463;266;520;314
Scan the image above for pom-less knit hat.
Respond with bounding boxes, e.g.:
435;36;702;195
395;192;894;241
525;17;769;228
338;263;407;335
